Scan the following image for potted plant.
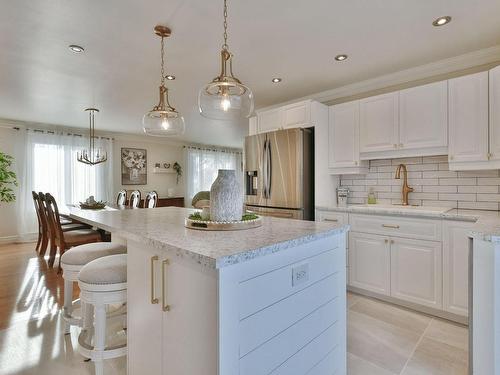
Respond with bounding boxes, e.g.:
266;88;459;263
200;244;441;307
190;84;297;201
0;152;18;203
173;162;182;184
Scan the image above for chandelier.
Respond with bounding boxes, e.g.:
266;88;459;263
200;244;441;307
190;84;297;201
143;25;185;136
198;0;254;121
77;108;107;165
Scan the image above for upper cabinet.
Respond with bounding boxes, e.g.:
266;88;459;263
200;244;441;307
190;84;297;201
448;72;489;164
399;81;448;150
328;101;368;174
251;100;318;134
359;92;399;153
489;65;500;162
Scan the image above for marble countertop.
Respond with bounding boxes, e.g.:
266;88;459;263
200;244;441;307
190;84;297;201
316;204;500;242
68;206;348;269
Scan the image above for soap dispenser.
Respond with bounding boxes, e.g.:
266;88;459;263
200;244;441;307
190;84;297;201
367;188;377;204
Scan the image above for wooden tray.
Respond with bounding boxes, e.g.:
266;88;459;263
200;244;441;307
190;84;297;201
184;216;262;231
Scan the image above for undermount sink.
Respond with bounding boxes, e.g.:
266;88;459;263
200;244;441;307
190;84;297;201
355;204;452;214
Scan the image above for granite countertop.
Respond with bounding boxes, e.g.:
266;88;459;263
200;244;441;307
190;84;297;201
316;204;500;242
68;206;348;269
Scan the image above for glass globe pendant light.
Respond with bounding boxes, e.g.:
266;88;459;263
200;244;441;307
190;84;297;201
198;0;254;121
77;108;107;165
143;25;185;137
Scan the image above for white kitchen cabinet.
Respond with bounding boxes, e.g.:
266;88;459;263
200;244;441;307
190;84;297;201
283;101;311;128
489;65;500;162
448;71;489;163
349;232;390;295
442;221;472;317
390;237;442;309
328;101;368;174
359;92;399;153
258;107;283;133
399;81;448;151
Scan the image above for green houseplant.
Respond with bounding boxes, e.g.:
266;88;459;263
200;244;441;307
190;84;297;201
0;152;18;203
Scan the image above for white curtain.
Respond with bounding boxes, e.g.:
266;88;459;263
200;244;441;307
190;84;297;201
184;146;242;206
17;131;113;238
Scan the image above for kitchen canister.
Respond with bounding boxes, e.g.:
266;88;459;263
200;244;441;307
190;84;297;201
210;169;243;222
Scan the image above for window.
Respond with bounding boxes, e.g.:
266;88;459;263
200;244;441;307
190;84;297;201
184;146;242;206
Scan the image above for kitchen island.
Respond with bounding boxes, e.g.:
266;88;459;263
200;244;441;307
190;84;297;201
68;206;349;375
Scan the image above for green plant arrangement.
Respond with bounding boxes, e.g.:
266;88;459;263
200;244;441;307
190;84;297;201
188;212;259;222
173;162;182;184
0;152;18;203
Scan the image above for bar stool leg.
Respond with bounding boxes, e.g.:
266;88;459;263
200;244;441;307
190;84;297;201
94;304;107;375
63;279;73;335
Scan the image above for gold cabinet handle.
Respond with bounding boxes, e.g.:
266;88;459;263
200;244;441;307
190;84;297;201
449;155;454;160
324;218;339;222
150;256;159;304
382;224;400;229
384;239;389;243
391;239;395;244
162;259;171;312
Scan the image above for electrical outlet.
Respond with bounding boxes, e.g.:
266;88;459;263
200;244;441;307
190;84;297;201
292;263;309;287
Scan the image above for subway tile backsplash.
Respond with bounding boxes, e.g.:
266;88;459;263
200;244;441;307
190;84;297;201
340;156;500;210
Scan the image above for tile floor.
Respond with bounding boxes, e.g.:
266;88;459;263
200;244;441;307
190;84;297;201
0;243;468;374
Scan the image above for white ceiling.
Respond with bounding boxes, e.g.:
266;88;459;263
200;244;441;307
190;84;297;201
1;0;500;148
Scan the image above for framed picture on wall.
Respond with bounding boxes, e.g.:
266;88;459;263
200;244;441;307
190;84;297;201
121;148;147;185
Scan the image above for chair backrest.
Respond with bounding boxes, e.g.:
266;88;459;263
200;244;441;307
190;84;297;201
144;191;158;208
32;191;42;228
44;193;64;246
37;192;50;234
116;190;127;206
129;190;141;208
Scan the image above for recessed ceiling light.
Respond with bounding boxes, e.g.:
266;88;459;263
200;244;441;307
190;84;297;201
334;54;348;62
68;44;85;53
166;75;175;80
271;78;282;83
432;16;452;27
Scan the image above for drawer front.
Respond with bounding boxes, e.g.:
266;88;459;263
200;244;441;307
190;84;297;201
317;210;348;225
238;247;342;319
349;213;441;241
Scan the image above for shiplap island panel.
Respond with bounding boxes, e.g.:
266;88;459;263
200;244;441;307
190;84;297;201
68;206;349;375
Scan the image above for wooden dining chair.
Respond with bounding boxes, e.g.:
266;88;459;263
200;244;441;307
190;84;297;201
44;193;102;269
129;190;141;208
116;190;127;206
32;191;45;254
144;191;158;208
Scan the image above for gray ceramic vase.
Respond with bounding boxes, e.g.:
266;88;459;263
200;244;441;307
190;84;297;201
210;169;243;222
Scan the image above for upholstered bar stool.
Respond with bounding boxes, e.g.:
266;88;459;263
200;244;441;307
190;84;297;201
60;243;127;334
78;254;127;375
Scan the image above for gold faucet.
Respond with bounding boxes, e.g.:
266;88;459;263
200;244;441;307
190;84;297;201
395;164;413;206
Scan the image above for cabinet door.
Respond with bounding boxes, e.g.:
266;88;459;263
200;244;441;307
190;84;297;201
390;237;442;309
283;101;311;128
448;72;489;163
127;245;163;374
258;108;283;133
399;81;448;150
442;221;471;316
329;101;361;168
248;116;258;136
349;232;390;295
489;65;500;161
359;92;399;153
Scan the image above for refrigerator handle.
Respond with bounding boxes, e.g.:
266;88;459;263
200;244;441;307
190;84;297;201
267;138;272;198
262;139;268;199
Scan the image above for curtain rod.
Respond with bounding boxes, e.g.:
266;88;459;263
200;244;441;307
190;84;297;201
183;145;242;154
10;126;114;141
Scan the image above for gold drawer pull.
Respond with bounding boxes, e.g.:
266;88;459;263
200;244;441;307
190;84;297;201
324;218;339;222
150;256;159;304
382;224;400;229
162;259;171;312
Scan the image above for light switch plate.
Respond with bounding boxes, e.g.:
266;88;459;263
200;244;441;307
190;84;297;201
292;263;309;287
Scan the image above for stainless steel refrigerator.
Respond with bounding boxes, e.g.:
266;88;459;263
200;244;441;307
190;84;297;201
244;128;314;220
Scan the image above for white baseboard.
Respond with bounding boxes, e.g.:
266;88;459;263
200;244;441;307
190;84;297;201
0;233;37;245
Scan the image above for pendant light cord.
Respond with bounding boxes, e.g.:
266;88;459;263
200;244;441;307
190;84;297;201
160;36;165;86
222;0;228;51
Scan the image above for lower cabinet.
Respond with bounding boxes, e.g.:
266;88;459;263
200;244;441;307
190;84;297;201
349;232;444;310
349;232;390;295
390;237;442;309
442;220;472;316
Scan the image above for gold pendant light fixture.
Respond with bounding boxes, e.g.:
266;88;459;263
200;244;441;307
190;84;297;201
143;25;185;137
198;0;254;120
77;108;107;165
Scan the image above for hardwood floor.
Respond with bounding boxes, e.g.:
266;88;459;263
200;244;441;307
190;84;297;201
0;242;468;375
